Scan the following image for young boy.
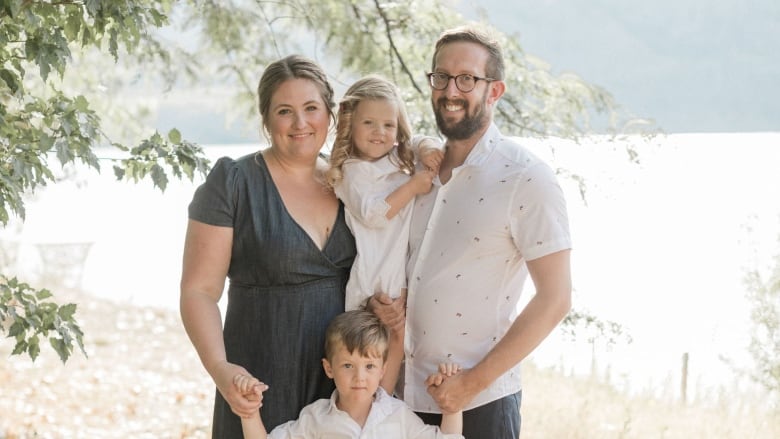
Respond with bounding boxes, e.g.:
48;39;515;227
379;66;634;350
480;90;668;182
233;309;464;438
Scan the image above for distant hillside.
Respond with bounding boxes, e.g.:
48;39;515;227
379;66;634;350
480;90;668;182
454;0;780;132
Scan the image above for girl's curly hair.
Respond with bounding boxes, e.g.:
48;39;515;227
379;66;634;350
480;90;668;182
326;75;415;188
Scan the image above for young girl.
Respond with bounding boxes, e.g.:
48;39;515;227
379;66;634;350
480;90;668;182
325;75;442;391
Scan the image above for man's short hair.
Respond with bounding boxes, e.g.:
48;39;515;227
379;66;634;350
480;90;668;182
432;24;505;81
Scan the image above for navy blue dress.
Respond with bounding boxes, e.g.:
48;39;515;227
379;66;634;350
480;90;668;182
188;152;355;438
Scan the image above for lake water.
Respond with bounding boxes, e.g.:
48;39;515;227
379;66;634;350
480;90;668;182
3;132;778;401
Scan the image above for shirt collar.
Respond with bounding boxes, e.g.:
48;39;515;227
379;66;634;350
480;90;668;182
326;389;340;415
344;148;401;173
326;387;390;415
461;122;502;167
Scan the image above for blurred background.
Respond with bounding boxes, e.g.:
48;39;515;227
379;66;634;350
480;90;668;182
2;1;779;437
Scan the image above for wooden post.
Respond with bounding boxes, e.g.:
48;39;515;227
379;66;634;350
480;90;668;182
681;352;689;404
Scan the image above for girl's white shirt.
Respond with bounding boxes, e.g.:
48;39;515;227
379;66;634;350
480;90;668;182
334;149;413;311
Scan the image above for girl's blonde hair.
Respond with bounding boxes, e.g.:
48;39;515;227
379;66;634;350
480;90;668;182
326;75;415;188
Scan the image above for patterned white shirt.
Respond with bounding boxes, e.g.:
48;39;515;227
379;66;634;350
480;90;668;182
404;123;572;412
334;150;413;311
269;388;463;438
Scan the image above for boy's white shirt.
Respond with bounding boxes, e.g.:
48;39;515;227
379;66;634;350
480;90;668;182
268;387;463;438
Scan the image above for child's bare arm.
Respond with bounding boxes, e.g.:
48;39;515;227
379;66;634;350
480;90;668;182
384;169;435;219
425;363;463;435
234;374;270;439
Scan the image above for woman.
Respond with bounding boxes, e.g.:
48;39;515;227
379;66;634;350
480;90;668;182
180;55;356;438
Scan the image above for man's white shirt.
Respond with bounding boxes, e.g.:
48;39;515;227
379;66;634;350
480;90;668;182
404;123;572;412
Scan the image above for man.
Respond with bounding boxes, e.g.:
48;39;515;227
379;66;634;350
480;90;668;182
372;25;572;438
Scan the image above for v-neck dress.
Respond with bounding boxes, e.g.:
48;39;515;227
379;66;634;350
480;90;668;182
188;152;356;438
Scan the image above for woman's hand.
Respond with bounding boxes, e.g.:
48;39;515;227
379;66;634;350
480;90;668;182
233;373;269;407
213;361;264;418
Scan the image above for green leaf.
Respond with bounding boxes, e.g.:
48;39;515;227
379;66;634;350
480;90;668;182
28;335;40;360
12;340;27;356
64;11;82;41
113;165;126;180
35;289;53;300
167;128;181;144
0;68;19;94
151;163;168;191
74;95;89;112
8;321;25;337
49;337;69;363
39;133;55;152
58;303;77;320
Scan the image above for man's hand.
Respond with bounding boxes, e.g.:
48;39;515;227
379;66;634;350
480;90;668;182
366;290;406;333
426;367;480;414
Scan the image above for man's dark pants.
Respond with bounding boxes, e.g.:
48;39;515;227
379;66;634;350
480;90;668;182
416;391;522;438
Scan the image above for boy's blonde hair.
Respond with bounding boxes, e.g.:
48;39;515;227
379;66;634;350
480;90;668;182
326;74;415;188
324;310;389;362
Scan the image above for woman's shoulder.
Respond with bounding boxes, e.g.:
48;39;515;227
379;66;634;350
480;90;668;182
207;152;266;180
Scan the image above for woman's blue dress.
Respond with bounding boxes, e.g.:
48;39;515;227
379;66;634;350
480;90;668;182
188;153;355;437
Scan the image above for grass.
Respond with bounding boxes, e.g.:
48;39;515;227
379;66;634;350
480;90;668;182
521;361;779;438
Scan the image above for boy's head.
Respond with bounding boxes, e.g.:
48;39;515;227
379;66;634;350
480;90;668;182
322;310;390;402
323;309;389;363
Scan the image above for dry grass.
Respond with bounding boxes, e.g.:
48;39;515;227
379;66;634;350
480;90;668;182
2;289;778;438
521;363;780;438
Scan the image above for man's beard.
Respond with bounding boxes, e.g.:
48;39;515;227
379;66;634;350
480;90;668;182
433;94;489;140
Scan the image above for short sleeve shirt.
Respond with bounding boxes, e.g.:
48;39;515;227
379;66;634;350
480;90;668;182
269;388;463;438
404;123;571;412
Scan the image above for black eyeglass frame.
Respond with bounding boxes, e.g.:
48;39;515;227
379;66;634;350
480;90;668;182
426;72;496;92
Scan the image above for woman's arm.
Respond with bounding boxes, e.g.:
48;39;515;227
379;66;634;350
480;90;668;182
180;219;261;418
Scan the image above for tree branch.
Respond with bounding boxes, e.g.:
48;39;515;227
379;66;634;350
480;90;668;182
371;0;422;94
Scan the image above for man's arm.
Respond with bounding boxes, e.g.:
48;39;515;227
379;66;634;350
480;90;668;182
427;249;572;412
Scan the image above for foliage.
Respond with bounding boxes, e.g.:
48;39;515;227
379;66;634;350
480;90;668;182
560;308;632;348
0;0;210;224
170;0;650;139
743;234;780;400
0;0;210;362
0;276;86;362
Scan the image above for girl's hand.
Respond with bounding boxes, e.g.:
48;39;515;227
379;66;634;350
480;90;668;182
409;168;435;195
420;147;444;172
